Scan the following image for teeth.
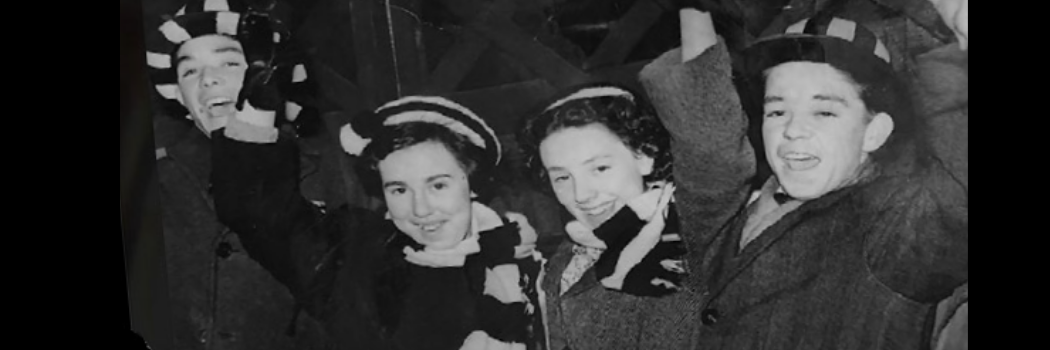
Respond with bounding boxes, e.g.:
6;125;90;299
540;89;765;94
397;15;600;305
420;223;442;232
206;97;233;107
783;152;815;161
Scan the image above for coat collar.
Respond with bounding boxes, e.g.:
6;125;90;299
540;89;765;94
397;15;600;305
701;175;870;308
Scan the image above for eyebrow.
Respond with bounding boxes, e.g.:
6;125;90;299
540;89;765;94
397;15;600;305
583;155;613;165
175;45;245;67
382;180;406;189
426;174;453;183
382;174;453;189
813;94;849;106
764;96;783;104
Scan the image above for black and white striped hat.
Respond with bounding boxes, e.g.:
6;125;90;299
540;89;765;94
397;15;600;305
741;16;895;85
340;96;502;168
144;0;312;122
542;84;636;113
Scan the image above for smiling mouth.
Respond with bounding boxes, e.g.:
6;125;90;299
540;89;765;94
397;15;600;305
780;152;821;171
580;202;615;218
417;222;445;233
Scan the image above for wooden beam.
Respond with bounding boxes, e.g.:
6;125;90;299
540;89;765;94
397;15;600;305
349;0;399;109
583;0;669;70
445;79;559;136
314;61;368;115
387;0;429;96
419;27;491;95
465;0;589;89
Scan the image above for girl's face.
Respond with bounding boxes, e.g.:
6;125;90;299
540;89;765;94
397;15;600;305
378;141;474;250
539;123;654;229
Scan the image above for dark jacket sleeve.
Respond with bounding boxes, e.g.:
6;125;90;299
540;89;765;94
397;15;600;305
638;39;757;282
864;44;968;303
210;119;363;315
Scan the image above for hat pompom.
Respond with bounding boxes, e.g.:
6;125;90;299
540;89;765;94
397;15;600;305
340;123;371;156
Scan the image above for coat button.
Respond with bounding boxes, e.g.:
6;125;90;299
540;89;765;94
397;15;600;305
701;308;721;326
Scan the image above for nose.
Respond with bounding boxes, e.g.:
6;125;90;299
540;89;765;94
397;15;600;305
412;191;433;218
782;114;812;140
573;180;596;205
200;66;225;88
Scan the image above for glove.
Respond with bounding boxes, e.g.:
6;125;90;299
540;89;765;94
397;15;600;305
235;13;283;114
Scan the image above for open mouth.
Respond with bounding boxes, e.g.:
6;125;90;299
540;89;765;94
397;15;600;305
417;221;445;233
203;97;236;116
780;152;821;171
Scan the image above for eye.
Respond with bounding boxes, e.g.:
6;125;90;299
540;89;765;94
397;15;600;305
595;165;611;173
551;174;570;184
432;182;449;191
815;111;838;118
223;61;243;68
765;110;786;118
388;187;407;196
180;68;199;79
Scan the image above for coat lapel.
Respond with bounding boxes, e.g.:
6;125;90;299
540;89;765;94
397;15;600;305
543;240;603;299
701;184;860;308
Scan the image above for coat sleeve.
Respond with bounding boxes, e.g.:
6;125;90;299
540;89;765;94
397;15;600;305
638;39;757;281
210;118;370;316
865;44;968;303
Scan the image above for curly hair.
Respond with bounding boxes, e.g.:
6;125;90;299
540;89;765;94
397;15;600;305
518;83;673;193
355;122;497;202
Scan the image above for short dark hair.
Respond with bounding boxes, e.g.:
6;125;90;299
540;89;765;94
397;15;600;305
518;84;673;192
356;122;496;201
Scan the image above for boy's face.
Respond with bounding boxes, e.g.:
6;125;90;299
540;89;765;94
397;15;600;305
174;34;248;136
762;61;892;200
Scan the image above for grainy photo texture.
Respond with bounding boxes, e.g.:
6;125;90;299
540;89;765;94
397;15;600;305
127;0;967;349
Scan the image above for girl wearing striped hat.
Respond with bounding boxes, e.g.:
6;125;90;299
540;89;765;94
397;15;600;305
517;81;702;350
212;94;546;350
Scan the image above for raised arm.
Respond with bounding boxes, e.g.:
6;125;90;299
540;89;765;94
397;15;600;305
865;42;968;303
638;8;757;277
210;107;369;318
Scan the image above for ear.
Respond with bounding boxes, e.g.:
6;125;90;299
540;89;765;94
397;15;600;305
635;153;656;177
862;112;895;153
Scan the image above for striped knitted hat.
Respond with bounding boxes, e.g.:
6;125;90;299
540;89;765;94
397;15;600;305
341;96;502;169
741;16;895;86
144;0;312;123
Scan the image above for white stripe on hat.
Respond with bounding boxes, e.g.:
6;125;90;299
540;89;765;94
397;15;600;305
204;0;230;12
146;51;171;69
827;18;857;42
384;111;487;151
215;12;240;36
176;6;186;16
874;39;890;63
379;96;498;155
285;101;303;122
156;84;180;100
292;64;307;83
160;20;192;44
274;32;281;43
544;86;634;112
785;19;808;34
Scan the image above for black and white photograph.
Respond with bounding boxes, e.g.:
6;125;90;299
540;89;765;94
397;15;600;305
122;0;968;349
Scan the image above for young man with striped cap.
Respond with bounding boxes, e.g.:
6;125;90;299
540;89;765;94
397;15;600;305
639;2;966;349
144;1;342;349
